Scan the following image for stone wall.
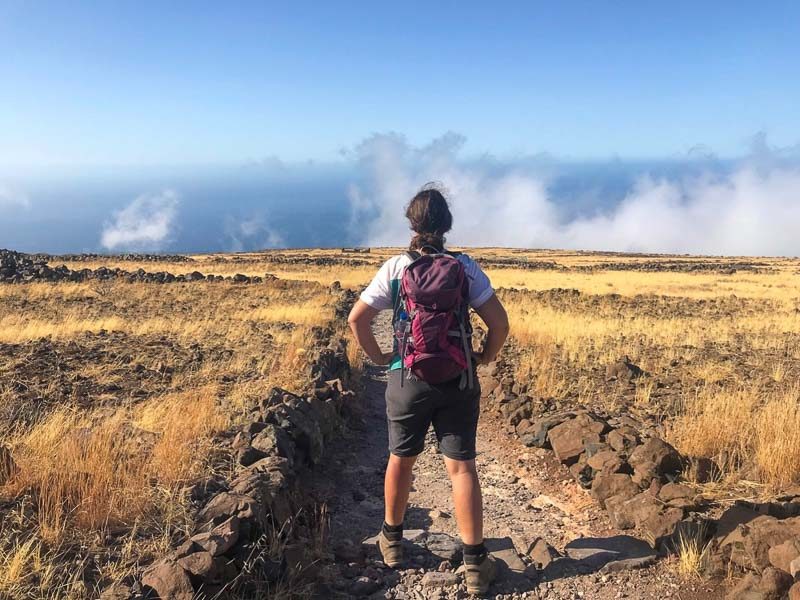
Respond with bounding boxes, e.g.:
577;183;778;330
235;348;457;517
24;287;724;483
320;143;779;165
102;326;357;600
1;249;268;284
479;354;800;599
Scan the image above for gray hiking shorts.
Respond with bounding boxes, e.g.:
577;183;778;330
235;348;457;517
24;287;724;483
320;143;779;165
385;369;481;461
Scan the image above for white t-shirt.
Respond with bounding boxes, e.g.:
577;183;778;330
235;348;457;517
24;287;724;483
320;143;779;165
360;252;495;312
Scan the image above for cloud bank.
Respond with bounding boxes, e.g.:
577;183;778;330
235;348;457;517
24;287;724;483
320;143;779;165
223;213;285;251
347;133;800;256
100;190;179;251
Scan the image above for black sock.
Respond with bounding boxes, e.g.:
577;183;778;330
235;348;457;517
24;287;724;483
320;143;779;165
382;521;403;542
463;542;487;565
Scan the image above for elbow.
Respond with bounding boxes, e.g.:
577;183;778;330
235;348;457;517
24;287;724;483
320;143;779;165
347;313;359;333
347;308;364;334
486;322;509;339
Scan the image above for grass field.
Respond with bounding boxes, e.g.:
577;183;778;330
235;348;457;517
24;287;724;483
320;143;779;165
2;247;799;597
0;276;339;598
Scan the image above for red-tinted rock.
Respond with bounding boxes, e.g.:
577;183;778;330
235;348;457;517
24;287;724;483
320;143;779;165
191;516;241;557
591;472;640;508
629;438;683;479
548;414;607;464
767;539;800;574
141;559;194;600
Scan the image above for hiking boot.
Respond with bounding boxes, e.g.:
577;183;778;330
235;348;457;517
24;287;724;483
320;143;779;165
377;530;403;567
464;552;497;596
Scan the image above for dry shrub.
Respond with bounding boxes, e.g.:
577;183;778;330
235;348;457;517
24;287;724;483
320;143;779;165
671;385;800;488
344;331;364;377
238;301;332;326
136;385;228;485
755;389;800;487
3;387;226;542
0;537;48;595
266;328;313;391
670;387;758;475
673;527;711;578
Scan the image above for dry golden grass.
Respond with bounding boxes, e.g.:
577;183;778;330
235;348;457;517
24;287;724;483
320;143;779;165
3;247;800;596
0;281;333;345
668;386;800;490
0;273;343;597
754;390;800;487
670;387;759;477
490;257;800;491
3;386;225;542
487;268;800;301
673;527;711;578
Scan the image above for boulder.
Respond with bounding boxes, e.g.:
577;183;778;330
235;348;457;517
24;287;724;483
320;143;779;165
237;446;267;467
767;539;800;574
591;472;640;508
716;504;762;540
605;357;643;382
191;516;241;557
606;492;661;530
517;412;574;448
527;537;561;568
266;400;324;464
727;573;763;600
760;567;794;598
141;559;194;600
791;555;800;578
607;427;640;452
424;531;462;563
790;583;800;600
198;492;259;527
548;414;608;464
251;423;295;464
628;437;683;483
720;515;800;573
639;508;687;550
176;551;235;583
587;450;625;474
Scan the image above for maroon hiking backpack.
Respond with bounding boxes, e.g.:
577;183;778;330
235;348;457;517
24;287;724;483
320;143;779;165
396;249;474;388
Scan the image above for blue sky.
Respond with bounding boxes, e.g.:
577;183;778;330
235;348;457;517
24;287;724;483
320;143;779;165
1;1;798;167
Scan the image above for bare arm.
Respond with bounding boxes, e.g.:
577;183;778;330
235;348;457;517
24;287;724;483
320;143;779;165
347;299;393;366
472;293;509;365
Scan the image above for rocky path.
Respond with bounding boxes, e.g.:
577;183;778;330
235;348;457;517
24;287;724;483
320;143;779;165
306;314;724;599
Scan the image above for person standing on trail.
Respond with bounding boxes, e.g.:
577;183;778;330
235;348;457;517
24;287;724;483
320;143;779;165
348;184;510;596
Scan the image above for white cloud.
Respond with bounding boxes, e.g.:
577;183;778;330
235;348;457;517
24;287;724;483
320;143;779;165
348;133;800;256
224;213;285;251
100;190;179;251
0;184;31;209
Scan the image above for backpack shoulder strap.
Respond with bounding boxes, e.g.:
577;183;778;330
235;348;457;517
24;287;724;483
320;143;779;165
405;250;421;261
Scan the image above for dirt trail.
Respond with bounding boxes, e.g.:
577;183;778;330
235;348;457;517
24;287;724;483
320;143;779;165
307;314;724;599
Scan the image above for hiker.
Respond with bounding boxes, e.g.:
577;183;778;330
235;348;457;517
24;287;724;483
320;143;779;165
347;184;510;595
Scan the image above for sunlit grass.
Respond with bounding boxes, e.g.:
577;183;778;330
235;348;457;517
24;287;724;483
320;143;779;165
2;386;226;541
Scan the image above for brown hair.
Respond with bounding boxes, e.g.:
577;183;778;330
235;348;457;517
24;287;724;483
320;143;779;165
405;183;453;252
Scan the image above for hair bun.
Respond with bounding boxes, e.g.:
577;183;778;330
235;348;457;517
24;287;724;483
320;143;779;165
405;185;453;251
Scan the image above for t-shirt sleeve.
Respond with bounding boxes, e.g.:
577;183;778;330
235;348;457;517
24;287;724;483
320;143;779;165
463;256;494;308
359;259;394;311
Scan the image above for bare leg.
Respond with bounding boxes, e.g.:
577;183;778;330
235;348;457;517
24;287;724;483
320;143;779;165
444;457;483;545
384;454;417;526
